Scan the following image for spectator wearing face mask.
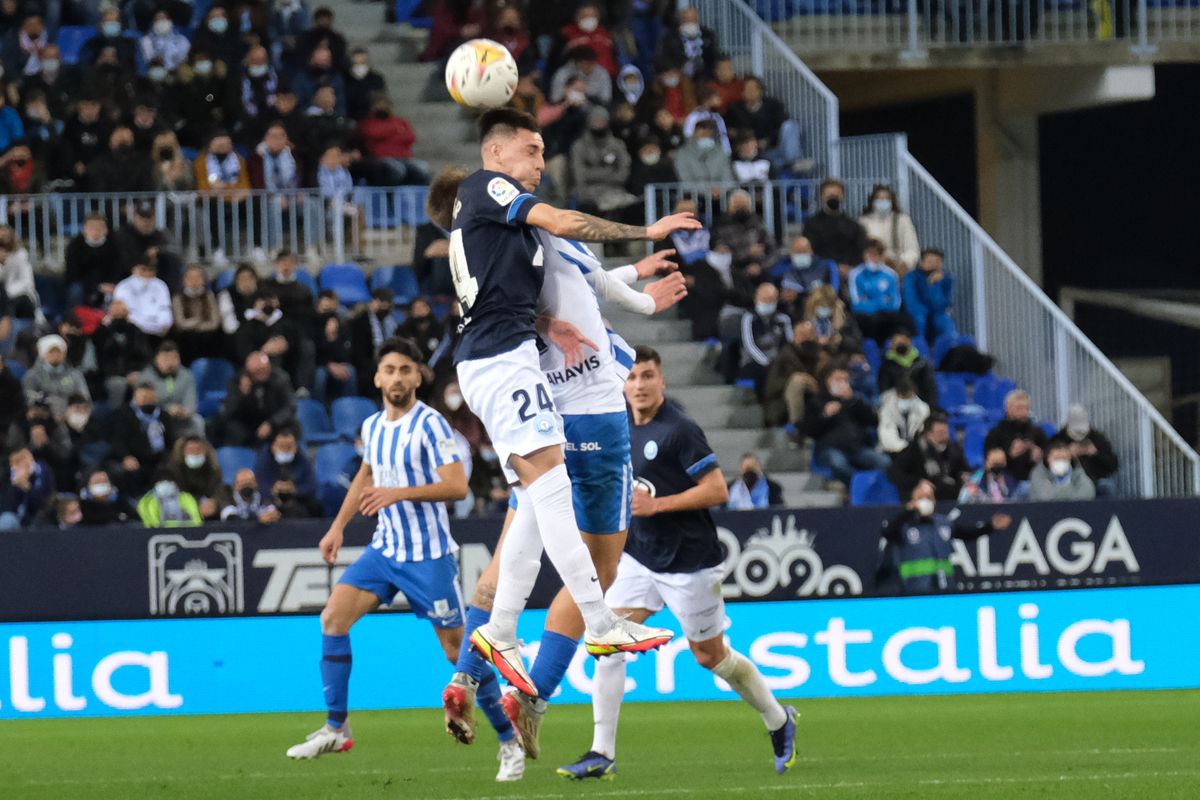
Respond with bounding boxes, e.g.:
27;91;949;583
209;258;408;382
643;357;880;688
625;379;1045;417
138;340;201;437
23;335;90;418
237;45;278;142
270;0;312;73
879;480;1011;594
109;382;179;497
553;3;617;77
675;119;734;190
764;321;824;429
849;240;913;345
887;414;971;501
0;143;42;198
858;184;920;274
959;447;1027;504
729;282;791;400
804;366;890;484
38;493;84;529
0;447;53;528
731;136;774;184
192;7;241;72
903;247;959;345
195;131;251;266
93;299;154;407
683;87;732;154
113;260;174;338
396;298;445;363
777;236;837;315
271;477;323;518
219;467;280;523
80;10;138;73
254;426;316;498
712;190;774;286
803;178;868;275
358;96;429;185
1029;440;1095;502
350;288;398;393
64;214;120;308
236;288;313;390
296;6;348;71
62;393;109;478
1;13;47;79
984;390;1047;482
658;6;718;80
802;283;861;360
878;333;938;408
79;468;134;525
16;398;72;491
570;106;637;218
116;201;184;291
344;47;385;121
313;305;356;404
1052;404;1119;497
140;11;190;72
265;250;314;323
137;474;202;527
164;436;223;519
88;125;155;193
176;50;231;149
627;137;678;198
726;453;784;510
877;376;930;455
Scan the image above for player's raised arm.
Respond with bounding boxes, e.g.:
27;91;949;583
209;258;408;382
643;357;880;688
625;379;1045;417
319;459;373;564
526;205;701;243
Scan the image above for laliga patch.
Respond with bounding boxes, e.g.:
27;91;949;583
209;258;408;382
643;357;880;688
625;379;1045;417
643;440;659;460
488;177;519;206
437;437;460;462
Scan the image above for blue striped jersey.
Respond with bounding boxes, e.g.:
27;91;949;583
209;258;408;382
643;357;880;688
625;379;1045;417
360;401;462;563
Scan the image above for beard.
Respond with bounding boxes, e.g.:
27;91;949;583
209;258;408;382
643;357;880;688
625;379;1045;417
386;386;414;409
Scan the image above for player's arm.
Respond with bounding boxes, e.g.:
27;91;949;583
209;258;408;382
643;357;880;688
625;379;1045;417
586;264;686;316
526;205;701;242
319;460;373;564
359;461;469;516
635;467;729;516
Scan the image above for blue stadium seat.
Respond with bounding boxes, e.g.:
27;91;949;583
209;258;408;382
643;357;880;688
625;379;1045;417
191;357;236;396
6;360;25;380
370;265;421;305
198;391;225;419
331;396;378;441
973;376;1018;415
320;263;372;306
911;335;931;360
56;26;96;65
861;338;881;375
1040;421;1058;439
294;270;319;296
296;398;339;446
215;447;256;484
963;423;990;469
213;268;236;292
315;442;357;487
849;470;900;507
933;334;977;368
935;374;969;411
34;274;66;321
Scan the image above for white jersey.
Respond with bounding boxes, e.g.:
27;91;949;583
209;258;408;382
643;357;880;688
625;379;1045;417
536;231;654;416
360;400;462;563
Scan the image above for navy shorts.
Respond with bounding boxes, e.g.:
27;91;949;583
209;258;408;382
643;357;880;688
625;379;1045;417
338;546;465;629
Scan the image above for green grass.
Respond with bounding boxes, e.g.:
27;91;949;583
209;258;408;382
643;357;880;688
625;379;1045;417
3;691;1199;799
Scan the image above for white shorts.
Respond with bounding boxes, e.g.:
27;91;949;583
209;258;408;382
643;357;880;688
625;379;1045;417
605;552;727;642
456;339;567;484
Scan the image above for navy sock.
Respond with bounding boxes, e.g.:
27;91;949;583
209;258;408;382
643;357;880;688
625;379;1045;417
529;630;578;700
476;671;515;742
456;606;494;682
321;633;352;728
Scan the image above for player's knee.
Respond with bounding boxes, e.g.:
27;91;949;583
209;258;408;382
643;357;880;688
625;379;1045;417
320;605;352;636
691;640;727;671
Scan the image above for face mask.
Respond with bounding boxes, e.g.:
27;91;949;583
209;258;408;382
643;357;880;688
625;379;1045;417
893;343;911;357
1050;459;1071;478
208;17;228;34
66;411;90;431
238;485;256;501
589;127;607;138
445;392;464;412
791;253;812;268
896;398;914;413
755;302;777;317
101;20;121;37
695;137;716;151
641;152;660;166
194;60;213;76
733;209;751;221
830;380;849;396
741;470;759;489
148;66;168;82
661;75;679;88
872;198;892;215
915;498;935;518
64;509;83;525
274;450;295;465
275;271;296;284
566;89;587;105
815;306;833;319
138;403;157;415
89;481;113;499
579;16;599;32
987;464;1006;476
183;286;206;298
867;261;883;272
680;22;701;37
41;58;59;73
153;19;173;36
823;196;841;213
85;234;106;247
248;63;269;78
185;453;206;470
351;63;369;79
277;491;295;502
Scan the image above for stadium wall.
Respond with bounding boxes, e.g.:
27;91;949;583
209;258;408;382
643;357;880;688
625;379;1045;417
2;585;1198;719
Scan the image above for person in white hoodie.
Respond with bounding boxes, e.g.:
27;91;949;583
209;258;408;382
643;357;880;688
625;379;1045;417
858;183;920;274
0;226;39;319
877;375;930;454
113;260;173;338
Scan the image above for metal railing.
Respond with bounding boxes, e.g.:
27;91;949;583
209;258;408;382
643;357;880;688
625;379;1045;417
694;0;842;177
754;0;1198;55
0;187;428;268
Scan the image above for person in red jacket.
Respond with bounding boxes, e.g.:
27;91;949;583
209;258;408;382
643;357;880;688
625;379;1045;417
356;97;431;185
555;3;617;77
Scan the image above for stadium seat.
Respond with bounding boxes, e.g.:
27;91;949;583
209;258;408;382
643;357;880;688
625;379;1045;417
331;396;378;441
215;447;256;484
933;334;977;368
56;26;96;65
213;268;236;292
315;442;357;487
34;275;66;321
371;265;421;305
849;470;900;506
191;357;236;396
911;335;931;360
291;269;319;296
935;374;969;411
6;360;25;380
1040;421;1058;439
861;338;881;375
296;398;339;446
320;263;372;306
973;376;1018;415
963;423;990;469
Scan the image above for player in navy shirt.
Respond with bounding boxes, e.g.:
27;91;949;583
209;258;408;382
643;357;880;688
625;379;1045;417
440;109;699;700
561;345;798;781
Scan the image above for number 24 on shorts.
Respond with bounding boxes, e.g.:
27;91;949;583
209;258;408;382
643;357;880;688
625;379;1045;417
513;385;554;421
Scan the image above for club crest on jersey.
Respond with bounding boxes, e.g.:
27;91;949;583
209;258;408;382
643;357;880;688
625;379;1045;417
437;438;459;462
643;440;659;460
534;411;557;435
488;177;519;206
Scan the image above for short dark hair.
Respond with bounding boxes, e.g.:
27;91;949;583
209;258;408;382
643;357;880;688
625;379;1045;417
156;339;178;354
923;412;949;433
920;247;945;260
478;108;540;145
134;382;157;394
273;426;299;442
426;165;470;230
693;119;717;134
85;212;106;224
819;178;845;194
378;337;425;366
633;345;661;367
864;238;886;254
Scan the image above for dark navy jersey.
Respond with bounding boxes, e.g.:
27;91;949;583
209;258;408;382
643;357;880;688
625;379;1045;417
449;169;545;363
627;399;723;574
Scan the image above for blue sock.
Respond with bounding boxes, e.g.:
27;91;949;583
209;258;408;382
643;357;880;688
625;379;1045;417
321;634;352;728
529;631;579;700
455;606;494;682
476;671;515;742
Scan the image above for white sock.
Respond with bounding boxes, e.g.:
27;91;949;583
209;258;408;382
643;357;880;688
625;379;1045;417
488;487;543;642
526;464;617;636
590;653;626;759
712;650;787;730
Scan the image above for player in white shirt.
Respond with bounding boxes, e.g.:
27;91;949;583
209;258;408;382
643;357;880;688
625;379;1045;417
286;338;525;781
427;169;687;766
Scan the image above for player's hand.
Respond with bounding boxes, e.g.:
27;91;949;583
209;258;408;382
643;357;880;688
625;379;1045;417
319;526;343;565
631;488;658;517
633;249;679;279
991;513;1013;530
359;486;404;517
646;212;702;241
545;317;598;369
644;272;688;313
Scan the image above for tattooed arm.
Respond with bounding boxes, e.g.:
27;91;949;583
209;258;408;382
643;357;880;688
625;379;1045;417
525;205;701;242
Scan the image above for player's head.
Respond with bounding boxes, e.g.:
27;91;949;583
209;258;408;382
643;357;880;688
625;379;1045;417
625;345;666;415
426;165;470;230
375;337;424;410
478;108;544;192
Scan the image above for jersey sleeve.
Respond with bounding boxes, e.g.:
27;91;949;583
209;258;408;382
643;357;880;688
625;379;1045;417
422;412;464;468
673;414;719;481
473;173;541;227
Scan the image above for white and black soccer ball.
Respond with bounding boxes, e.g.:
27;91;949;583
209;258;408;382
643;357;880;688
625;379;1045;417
444;39;519;109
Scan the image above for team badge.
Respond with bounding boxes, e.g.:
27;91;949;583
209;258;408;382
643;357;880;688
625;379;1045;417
643;440;658;460
907;527;921;544
437;438;459;462
534;411;557;435
488;177;519;206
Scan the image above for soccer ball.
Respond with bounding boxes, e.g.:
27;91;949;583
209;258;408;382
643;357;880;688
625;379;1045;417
445;39;519;109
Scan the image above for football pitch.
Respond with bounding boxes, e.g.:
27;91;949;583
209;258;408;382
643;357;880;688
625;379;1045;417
3;690;1198;799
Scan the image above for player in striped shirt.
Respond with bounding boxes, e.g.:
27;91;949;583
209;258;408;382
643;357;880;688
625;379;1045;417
286;338;525;781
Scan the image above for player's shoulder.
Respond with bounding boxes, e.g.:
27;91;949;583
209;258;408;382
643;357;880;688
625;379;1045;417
360;409;384;437
412;401;452;436
661;399;707;439
543;233;600;271
462;169;525;203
